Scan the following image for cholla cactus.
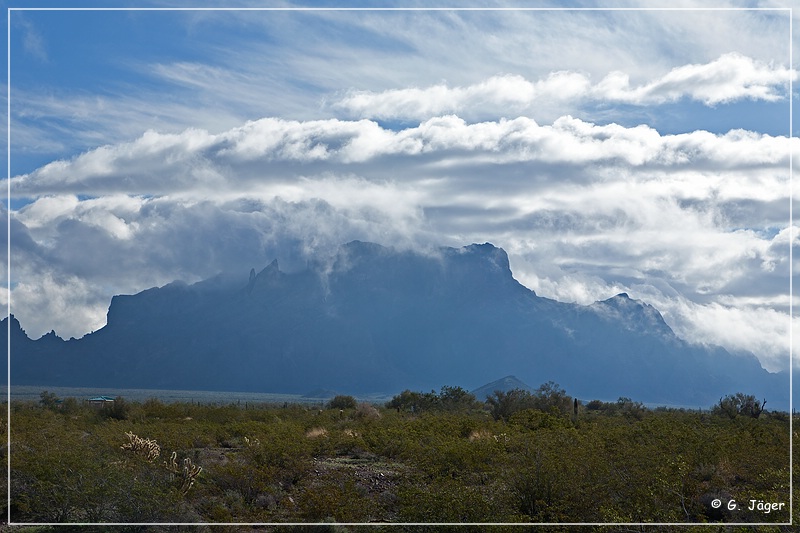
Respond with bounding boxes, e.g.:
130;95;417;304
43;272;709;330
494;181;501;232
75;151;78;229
120;431;161;462
165;450;179;475
180;456;202;494
164;451;202;494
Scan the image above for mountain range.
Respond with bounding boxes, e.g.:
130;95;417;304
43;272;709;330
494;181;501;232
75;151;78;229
5;241;789;407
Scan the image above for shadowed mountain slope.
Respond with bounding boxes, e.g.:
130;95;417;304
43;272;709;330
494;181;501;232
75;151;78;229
6;241;787;407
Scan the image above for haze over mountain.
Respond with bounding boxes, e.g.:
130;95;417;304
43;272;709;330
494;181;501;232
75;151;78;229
5;241;788;408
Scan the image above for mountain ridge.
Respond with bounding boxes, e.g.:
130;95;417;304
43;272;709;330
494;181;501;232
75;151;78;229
5;241;787;407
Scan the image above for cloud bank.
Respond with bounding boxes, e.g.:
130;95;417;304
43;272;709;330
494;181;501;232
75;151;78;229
11;114;794;197
7;112;796;373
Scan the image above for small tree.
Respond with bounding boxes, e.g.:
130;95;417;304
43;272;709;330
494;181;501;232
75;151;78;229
386;389;439;412
486;383;574;421
327;395;357;410
741;395;766;418
39;390;60;410
486;388;536;421
532;381;572;415
102;396;130;420
60;397;81;415
438;385;481;412
714;393;766;419
615;397;645;419
585;399;604;411
386;390;421;411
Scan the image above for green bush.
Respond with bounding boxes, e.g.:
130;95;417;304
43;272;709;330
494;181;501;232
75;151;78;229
327;395;357;410
713;392;766;419
485;388;536;421
387;386;481;414
38;390;60;410
100;396;131;421
385;389;438;412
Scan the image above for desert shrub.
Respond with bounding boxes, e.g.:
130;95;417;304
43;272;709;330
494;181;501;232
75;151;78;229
585;399;604;411
241;423;313;487
387;386;481;414
327;395;357;410
419;432;507;483
137;397;175;419
10;412;185;523
767;410;789;422
397;475;519;523
208;456;279;513
296;469;379;522
485;388;536;421
501;424;606;522
615;397;646;419
326;427;369;457
532;381;573;415
485;383;573;421
438;385;482;412
39;390;60;410
100;396;131;421
358;417;420;459
7;392;792;525
59;397;82;415
508;408;571;431
385;389;437;412
713;392;766;419
582;398;646;418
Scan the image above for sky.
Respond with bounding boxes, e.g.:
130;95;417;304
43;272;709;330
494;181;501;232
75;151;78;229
3;1;799;375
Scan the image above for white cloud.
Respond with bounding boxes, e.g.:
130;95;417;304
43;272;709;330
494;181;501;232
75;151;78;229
595;52;794;105
11;272;109;340
11;8;794;169
639;287;794;374
20;19;47;63
14;195;81;229
332;74;553;121
333;54;794;121
11;116;794;197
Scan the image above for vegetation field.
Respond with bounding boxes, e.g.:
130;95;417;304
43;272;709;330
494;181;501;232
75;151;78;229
3;384;795;532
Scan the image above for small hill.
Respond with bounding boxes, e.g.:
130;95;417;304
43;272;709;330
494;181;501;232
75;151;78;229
471;375;533;401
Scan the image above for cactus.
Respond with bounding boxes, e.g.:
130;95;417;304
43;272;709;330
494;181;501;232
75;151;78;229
179;456;202;494
164;450;179;476
164;451;202;494
120;431;160;462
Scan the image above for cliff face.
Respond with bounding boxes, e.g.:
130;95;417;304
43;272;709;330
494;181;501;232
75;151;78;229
5;241;787;407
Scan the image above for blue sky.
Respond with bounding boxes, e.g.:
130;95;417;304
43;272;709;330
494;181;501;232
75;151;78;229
3;2;798;377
